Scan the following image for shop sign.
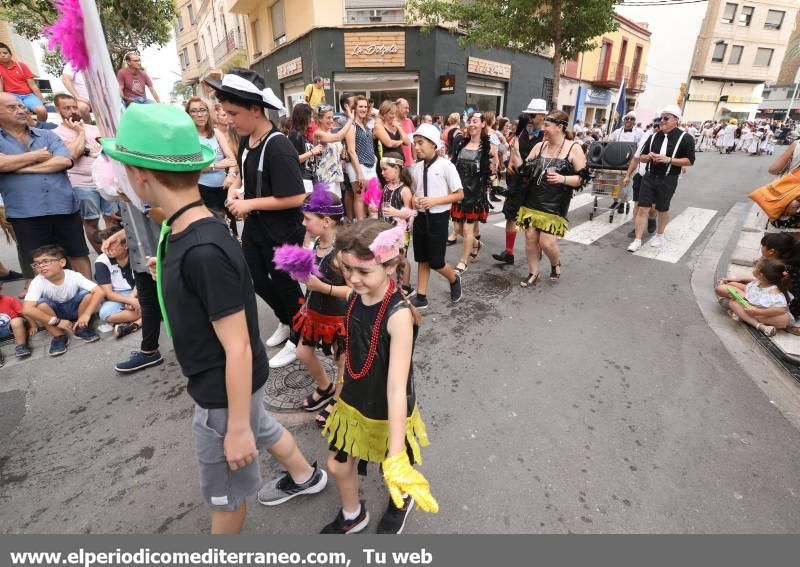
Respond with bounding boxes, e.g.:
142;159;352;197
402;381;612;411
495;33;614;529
344;32;405;68
276;57;303;80
439;74;456;95
467;57;511;80
584;88;612;106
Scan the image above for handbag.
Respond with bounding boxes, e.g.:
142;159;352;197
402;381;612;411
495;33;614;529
748;167;800;220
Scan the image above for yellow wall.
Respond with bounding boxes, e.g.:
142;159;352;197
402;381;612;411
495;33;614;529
566;17;651;83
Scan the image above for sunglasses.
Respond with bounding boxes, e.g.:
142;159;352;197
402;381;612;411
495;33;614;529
318;104;334;113
624;117;635;121
660;115;675;121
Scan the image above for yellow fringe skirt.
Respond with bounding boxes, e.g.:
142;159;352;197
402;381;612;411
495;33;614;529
323;399;430;465
515;207;568;237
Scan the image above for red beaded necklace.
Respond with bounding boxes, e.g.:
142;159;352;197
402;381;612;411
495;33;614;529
344;279;396;380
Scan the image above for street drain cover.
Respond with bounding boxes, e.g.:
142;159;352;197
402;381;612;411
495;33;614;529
264;358;336;412
460;272;513;300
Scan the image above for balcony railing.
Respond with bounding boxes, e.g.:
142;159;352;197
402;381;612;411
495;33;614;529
591;62;648;92
213;31;245;63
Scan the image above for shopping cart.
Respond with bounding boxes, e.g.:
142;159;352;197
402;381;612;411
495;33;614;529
587;168;630;222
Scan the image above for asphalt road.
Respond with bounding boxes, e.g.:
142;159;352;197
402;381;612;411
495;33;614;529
2;150;800;534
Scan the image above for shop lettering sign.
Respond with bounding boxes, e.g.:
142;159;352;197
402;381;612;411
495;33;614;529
344;32;405;68
468;57;511;80
277;57;303;80
584;88;612;105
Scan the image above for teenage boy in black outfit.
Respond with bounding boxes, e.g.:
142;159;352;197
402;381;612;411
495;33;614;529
205;68;306;369
101;103;326;534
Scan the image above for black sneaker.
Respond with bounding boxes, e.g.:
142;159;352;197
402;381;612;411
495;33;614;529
257;462;328;506
15;344;32;358
491;250;515;265
377;496;415;534
401;285;417;299
320;500;370;534
489;191;502;203
0;269;23;282
115;350;164;373
410;296;429;310
450;273;463;303
647;217;657;234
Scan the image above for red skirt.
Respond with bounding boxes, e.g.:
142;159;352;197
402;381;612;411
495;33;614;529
450;202;489;223
292;303;346;357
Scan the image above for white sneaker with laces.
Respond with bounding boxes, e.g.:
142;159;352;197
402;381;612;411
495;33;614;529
269;341;297;368
627;239;642;252
649;234;664;248
266;323;291;347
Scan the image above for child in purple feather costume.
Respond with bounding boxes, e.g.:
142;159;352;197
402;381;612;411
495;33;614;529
294;189;350;426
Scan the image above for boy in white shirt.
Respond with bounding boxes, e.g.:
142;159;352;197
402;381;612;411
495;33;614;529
409;124;465;309
23;245;105;356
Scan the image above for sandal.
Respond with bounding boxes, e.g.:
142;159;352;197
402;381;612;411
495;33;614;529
470;239;483;260
717;297;730;309
446;237;458;246
114;322;141;338
455;262;469;275
549;262;561;282
520;273;540;288
303;382;336;412
316;399;336;428
757;323;777;337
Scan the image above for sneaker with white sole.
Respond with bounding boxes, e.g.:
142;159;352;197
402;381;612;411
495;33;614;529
258;462;328;506
320;500;370;534
627;239;642;252
266;323;291;347
269;340;297;368
649;234;664;248
377;495;415;534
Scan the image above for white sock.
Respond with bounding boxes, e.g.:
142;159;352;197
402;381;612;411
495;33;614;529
343;504;361;521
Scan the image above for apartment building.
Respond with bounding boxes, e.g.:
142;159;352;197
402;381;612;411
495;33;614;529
684;0;798;122
558;14;651;126
756;10;800;120
174;0;248;92
223;0;552;116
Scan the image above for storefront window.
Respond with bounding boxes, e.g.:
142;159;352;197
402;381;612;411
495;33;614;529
466;92;500;114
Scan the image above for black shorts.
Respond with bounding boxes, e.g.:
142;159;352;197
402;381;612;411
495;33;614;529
9;212;89;258
638;174;679;212
631;173;643;202
502;175;526;221
412;211;450;270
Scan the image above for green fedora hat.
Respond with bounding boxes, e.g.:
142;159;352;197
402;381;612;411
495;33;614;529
100;104;215;172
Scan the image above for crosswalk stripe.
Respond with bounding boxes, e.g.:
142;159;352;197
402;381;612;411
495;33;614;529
632;207;717;263
491;192;596;228
563;202;632;245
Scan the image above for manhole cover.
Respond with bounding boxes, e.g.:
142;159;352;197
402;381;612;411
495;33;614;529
264;358;336;413
460;272;513;300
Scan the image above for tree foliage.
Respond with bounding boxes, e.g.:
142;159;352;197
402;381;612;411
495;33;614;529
0;0;177;71
406;0;618;109
41;46;66;77
170;80;195;103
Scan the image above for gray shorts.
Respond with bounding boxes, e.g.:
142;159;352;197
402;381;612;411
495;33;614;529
192;386;284;511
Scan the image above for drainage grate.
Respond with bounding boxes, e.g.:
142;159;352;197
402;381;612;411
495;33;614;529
263;358;336;413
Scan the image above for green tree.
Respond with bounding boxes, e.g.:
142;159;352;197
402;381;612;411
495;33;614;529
170;80;195;103
0;0;177;71
41;47;65;78
406;0;618;110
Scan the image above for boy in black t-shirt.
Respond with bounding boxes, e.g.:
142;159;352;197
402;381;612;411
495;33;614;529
100;103;327;534
205;68;306;370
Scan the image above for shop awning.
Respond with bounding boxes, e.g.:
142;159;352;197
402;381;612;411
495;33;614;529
335;73;418;84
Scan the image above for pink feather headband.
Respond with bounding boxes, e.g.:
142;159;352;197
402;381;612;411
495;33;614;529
343;222;410;267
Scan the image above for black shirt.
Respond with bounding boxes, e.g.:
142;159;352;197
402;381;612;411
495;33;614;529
288;130;315;181
239;122;305;242
163;216;268;409
641;127;696;177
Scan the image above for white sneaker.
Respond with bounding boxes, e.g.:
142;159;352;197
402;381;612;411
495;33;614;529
627;239;642;252
649;234;664;248
269;341;297;368
266;323;291;347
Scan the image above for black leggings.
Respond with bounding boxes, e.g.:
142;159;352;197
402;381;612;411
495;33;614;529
134;271;161;353
241;219;304;326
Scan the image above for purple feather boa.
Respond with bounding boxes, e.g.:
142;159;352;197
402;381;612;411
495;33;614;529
273;244;322;282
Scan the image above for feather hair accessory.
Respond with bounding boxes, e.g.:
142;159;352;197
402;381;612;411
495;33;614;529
362;177;383;208
45;0;89;71
368;224;405;263
273;244;322;282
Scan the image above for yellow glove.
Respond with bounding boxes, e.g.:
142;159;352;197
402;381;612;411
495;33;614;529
382;451;439;513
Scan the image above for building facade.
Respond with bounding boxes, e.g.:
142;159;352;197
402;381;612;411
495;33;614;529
175;0;249;94
684;0;798;122
558;14;651;126
224;0;552;116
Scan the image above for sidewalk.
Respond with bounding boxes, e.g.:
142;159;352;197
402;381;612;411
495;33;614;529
726;203;800;366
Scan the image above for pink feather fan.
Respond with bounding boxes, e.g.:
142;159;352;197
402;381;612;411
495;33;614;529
45;0;89;71
369;225;405;263
361;178;383;208
274;244;322;282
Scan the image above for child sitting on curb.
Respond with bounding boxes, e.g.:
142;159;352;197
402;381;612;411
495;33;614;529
0;283;35;365
95;226;141;338
716;257;792;337
22;245;105;356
